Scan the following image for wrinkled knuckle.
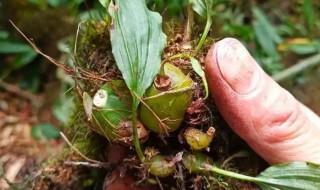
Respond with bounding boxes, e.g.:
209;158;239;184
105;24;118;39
258;91;305;143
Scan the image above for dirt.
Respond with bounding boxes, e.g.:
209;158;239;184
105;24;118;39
0;90;64;189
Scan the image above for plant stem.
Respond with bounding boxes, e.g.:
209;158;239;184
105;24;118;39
272;53;320;82
164;53;192;64
206;164;262;183
159;61;167;77
143;86;193;100
132;105;145;161
196;17;212;52
183;5;194;43
60;132;110;167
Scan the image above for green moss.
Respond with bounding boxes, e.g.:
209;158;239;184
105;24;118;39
64;106;106;159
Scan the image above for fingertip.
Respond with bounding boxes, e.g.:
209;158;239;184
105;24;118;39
204;38;320;164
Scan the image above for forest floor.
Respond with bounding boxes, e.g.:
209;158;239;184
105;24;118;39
0;81;64;189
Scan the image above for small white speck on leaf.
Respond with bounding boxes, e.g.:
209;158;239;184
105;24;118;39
93;89;108;108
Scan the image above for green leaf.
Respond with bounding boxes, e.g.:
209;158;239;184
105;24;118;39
190;0;207;17
92;81;132;141
0;30;9;39
147;0;188;15
190;57;208;99
189;0;214;18
302;0;314;32
0;40;37;69
31;124;60;140
48;0;67;7
109;0;166;160
19;67;41;92
253;22;277;57
109;0;166;108
27;0;46;7
256;162;320;190
253;7;282;57
0;41;34;54
52;91;75;124
288;44;319;55
253;7;282;43
206;162;320;190
79;10;104;21
99;0;110;8
12;49;37;69
190;0;214;51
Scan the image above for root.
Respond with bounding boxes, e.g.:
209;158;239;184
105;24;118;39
64;161;110;168
60;132;110;168
156;176;164;190
177;163;186;190
10;20;110;83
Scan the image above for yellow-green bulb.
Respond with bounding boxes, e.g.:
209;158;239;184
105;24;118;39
91;80;148;144
184;127;215;150
182;152;213;174
139;63;193;134
148;155;175;177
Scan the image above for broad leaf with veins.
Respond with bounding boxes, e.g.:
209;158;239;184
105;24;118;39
257;162;320;190
108;0;166;160
109;0;166;109
205;162;320;190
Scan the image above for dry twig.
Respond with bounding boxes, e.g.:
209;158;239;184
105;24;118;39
272;53;320;82
0;80;42;106
9;20;110;83
64;161;111;168
60;132;110;168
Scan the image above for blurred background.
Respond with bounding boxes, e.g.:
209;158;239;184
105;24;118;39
0;0;319;189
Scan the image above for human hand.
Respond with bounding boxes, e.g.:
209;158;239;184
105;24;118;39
205;38;320;164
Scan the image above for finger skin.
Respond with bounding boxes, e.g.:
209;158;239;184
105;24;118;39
205;38;320;164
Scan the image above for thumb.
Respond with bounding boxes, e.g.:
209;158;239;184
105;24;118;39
205;38;320;164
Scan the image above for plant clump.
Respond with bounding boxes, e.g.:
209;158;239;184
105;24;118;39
31;0;320;190
66;1;242;188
